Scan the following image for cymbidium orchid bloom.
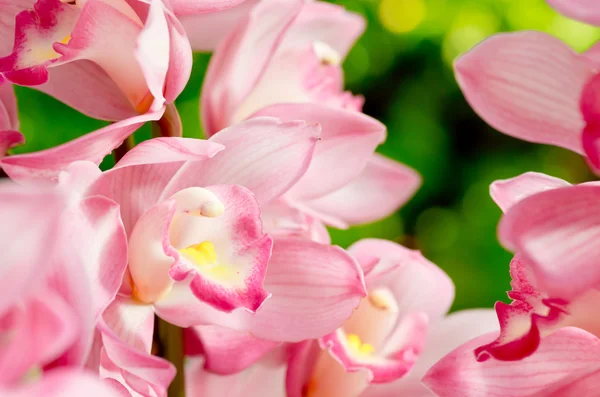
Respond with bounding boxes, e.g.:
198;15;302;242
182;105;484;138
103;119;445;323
13;116;368;394
85;117;366;337
455;172;600;363
185;239;497;397
454;29;600;173
201;0;421;230
0;0;192;123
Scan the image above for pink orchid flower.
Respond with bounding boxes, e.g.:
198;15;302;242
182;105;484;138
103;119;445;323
201;0;421;229
17;116;368;394
0;177;128;386
184;239;497;397
0;105;375;392
85;118;366;337
454;30;600;172
458;172;600;363
202;0;365;134
423;326;600;397
0;83;22;158
0;0;192;122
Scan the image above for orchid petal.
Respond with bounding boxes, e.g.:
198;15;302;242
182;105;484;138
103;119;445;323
98;315;175;397
135;0;170;111
490;172;571;212
537;366;600;397
260;201;330;243
36;61;136;121
164;117;320;206
201;0;302;134
163;10;192;103
298;154;421;228
579;74;600;170
260;201;313;239
499;184;600;297
128;199;178;304
187;325;280;374
423;327;600;397
286;341;321;397
43;242;94;369
0;290;78;383
0;130;24;158
348;239;455;321
0;110;162;185
90;136;222;234
61;195;129;319
0;83;18;130
113;138;224;169
55;0;151;111
40;194;128;368
179;0;259;52
0;182;62;316
102;295;155;355
455;31;592;154
170;0;249;14
185;352;287;397
242;238;366;341
253;103;386;200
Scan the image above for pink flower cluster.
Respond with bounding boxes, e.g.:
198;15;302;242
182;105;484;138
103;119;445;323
422;0;600;396
0;0;499;396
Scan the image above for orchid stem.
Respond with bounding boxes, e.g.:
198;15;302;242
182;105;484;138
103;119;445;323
112;134;135;163
153;103;183;138
157;316;185;397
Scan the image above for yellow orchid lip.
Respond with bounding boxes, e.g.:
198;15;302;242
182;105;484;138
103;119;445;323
178;241;240;285
178;241;218;268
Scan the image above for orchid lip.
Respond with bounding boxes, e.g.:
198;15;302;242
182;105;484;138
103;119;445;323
177;241;241;286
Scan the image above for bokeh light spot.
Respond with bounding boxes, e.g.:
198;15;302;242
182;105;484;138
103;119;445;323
441;6;499;66
549;16;600;52
379;0;427;34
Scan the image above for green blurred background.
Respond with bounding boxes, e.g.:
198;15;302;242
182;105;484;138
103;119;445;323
11;0;597;311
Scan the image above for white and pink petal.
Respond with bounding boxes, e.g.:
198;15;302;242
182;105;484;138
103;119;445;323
298;154;421;228
454;31;593;155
